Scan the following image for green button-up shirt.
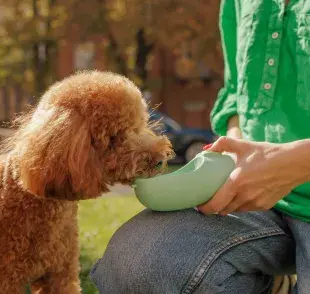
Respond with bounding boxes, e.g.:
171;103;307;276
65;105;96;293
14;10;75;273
211;0;310;221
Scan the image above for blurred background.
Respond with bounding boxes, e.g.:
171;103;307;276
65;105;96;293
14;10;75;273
0;0;223;292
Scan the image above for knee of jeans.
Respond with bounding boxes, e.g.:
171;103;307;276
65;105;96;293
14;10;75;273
89;243;183;293
89;234;254;294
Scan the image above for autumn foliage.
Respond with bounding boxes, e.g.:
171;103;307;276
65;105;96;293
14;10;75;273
0;0;222;95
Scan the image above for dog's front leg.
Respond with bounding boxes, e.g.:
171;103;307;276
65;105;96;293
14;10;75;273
0;266;30;294
0;281;25;294
30;266;81;294
30;237;81;294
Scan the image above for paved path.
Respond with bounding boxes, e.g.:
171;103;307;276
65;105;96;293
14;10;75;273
107;184;134;197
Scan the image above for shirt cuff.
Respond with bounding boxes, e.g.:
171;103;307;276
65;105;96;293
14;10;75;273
211;92;237;136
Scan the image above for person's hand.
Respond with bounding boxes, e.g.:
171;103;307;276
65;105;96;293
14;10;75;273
198;137;309;215
227;115;242;139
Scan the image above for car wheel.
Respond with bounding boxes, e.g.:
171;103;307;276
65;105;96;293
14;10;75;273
184;141;207;163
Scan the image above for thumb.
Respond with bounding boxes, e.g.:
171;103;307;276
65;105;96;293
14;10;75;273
209;136;245;154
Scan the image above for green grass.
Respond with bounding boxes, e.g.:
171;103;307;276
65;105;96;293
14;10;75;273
78;195;144;293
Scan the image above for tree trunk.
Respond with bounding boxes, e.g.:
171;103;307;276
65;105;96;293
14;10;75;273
107;33;128;76
44;0;57;86
97;0;128;76
32;0;44;95
135;28;154;90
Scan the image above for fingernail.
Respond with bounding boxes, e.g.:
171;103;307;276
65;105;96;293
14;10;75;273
203;144;213;150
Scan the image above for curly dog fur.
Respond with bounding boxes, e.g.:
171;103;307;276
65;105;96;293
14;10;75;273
0;71;173;293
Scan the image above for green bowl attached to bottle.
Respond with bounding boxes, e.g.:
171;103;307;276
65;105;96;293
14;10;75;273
133;151;235;211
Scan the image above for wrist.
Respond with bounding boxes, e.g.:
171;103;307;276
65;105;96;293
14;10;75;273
227;115;242;139
227;115;239;129
285;140;310;183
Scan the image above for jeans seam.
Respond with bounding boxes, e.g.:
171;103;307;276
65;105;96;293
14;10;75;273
89;258;102;280
181;228;286;294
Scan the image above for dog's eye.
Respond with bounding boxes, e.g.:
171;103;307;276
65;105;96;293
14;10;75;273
108;136;117;148
110;136;117;144
90;136;96;147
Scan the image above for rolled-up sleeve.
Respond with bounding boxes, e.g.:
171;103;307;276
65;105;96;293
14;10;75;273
211;0;238;136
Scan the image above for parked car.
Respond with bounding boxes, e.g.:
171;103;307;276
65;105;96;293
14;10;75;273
149;111;217;163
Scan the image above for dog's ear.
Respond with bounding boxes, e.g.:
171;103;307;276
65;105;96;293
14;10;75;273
18;108;108;199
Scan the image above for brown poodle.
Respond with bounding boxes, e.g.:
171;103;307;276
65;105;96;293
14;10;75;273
0;71;173;293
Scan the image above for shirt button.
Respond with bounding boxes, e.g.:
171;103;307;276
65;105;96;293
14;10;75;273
264;83;272;90
272;32;279;39
268;59;275;66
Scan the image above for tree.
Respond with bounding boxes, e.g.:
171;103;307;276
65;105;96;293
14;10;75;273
107;0;223;76
70;0;222;88
0;0;79;95
0;0;222;95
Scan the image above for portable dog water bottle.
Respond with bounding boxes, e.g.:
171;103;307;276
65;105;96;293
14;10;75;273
133;151;235;211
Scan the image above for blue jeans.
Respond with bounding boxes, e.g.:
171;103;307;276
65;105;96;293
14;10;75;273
90;209;310;293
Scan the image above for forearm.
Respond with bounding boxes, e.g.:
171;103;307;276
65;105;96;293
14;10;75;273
227;115;242;139
285;139;310;183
